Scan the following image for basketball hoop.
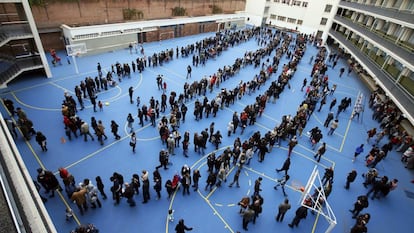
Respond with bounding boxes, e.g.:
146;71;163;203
291;180;305;192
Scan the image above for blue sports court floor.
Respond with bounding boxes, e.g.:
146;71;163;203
1;28;413;233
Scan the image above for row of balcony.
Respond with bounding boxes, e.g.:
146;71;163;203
333;16;414;67
338;2;414;53
329;29;414;124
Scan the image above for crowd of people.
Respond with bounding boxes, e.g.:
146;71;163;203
2;24;413;233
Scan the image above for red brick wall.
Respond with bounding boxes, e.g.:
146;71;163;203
31;0;246;28
29;0;245;50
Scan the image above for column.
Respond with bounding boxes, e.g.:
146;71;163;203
22;0;52;78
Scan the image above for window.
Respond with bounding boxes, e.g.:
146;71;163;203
324;4;332;13
277;16;286;22
302;1;308;7
274;0;280;2
282;0;290;5
292;1;302;6
287;18;296;24
320;17;328;25
297;20;303;25
270;14;277;20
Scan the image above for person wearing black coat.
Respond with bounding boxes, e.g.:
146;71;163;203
288;206;308;227
175;219;193;233
345;170;357;190
276;157;291;175
349;195;369;218
35;131;48;151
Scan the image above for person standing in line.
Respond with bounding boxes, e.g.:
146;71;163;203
314;142;327;163
70;187;88;215
141;170;150;204
366;128;376;143
276;198;291;222
287;136;298;157
353;144;364;162
349;195;369;218
253;177;263;196
327;119;339;136
123;182;136;207
129;132;137;153
288;206;308;228
126;113;134;133
35;131;48;151
192;169;201;191
317;96;327;112
181;173;191;196
276;157;291;176
205;171;216;191
128;86;134;104
175;219;193;233
329;98;337;111
95;121;105;146
324;112;334;128
228;169;241;188
80;121;94;142
345;170;357;190
163;81;167;93
90;93;97;112
110;120;121;140
154;177;162;200
95;176;107;200
97;120;108;140
242;206;255;231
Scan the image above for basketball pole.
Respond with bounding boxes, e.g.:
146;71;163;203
72;55;79;74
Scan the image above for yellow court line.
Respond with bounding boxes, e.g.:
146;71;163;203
158;66;187;80
300;133;341;153
9;69;101;94
206;166;236;199
340;112;353;153
12;92;61;111
339;91;360;152
312;113;324;126
311;211;321;233
62;138;123;170
0;100;48;170
49;81;75;94
4;108;82;226
234;101;282;124
334;90;359;98
202;194;235;233
56;190;81;225
146;68;185;86
243;166;301;193
296;144;336;168
276;145;332;169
